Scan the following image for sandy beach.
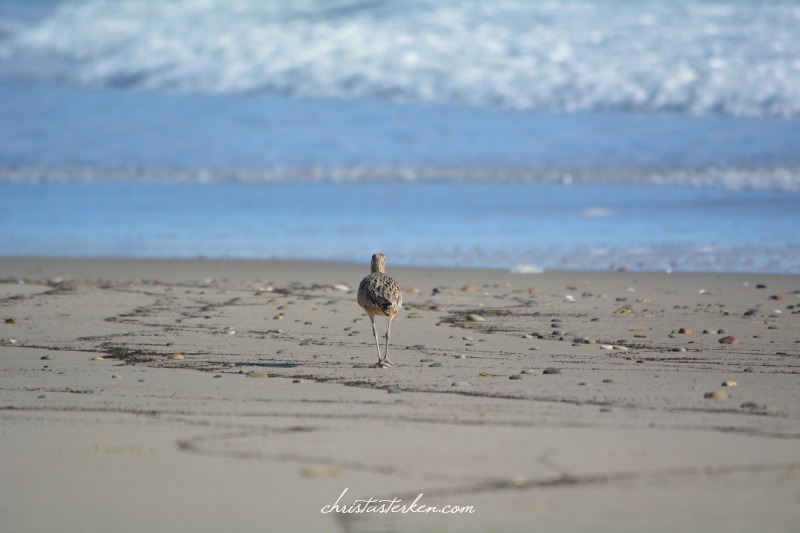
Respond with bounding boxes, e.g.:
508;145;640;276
1;257;799;533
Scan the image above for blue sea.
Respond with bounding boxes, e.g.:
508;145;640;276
1;0;799;272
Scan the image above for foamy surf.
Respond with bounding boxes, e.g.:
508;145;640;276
2;0;799;118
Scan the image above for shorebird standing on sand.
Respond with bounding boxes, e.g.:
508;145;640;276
357;253;402;368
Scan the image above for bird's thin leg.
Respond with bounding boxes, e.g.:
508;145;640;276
382;315;394;366
369;315;385;367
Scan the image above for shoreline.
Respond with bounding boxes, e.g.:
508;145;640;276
4;255;800;280
1;257;798;532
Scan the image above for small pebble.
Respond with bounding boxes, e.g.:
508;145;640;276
599;407;616;413
672;347;687;353
509;374;524;380
213;375;222;378
678;328;693;334
91;356;105;361
293;379;304;384
543;367;561;375
451;381;470;387
721;380;737;387
602;379;614;383
387;388;403;394
600;344;613;350
420;358;434;363
704;390;729;400
743;308;761;317
170;353;185;360
612;345;629;351
454;354;466;359
40;355;52;360
743;367;755;373
246;372;268;378
466;314;486;322
112;374;121;379
429;362;444;368
767;325;780;330
521;369;536;374
718;336;740;345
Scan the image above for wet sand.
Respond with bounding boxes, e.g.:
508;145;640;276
1;258;799;533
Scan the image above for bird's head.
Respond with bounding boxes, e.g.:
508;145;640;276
371;253;387;273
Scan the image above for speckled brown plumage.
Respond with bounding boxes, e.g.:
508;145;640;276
357;253;402;368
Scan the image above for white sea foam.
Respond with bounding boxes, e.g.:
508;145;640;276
2;0;799;117
2;164;799;192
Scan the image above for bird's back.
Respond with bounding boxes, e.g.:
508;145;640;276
358;272;402;317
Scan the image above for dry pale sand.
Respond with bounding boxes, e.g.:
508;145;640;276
1;257;799;533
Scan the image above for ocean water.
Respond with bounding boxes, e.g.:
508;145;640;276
1;0;799;272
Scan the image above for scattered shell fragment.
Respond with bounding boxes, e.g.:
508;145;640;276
678;328;694;334
466;314;486;322
521;369;536;375
543;367;561;375
704;390;729;400
600;344;614;350
170;353;185;360
722;381;737;387
451;381;470;387
92;356;105;361
718;336;740;345
112;374;121;379
332;283;350;292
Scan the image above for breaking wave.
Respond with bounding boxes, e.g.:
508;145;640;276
2;0;800;117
